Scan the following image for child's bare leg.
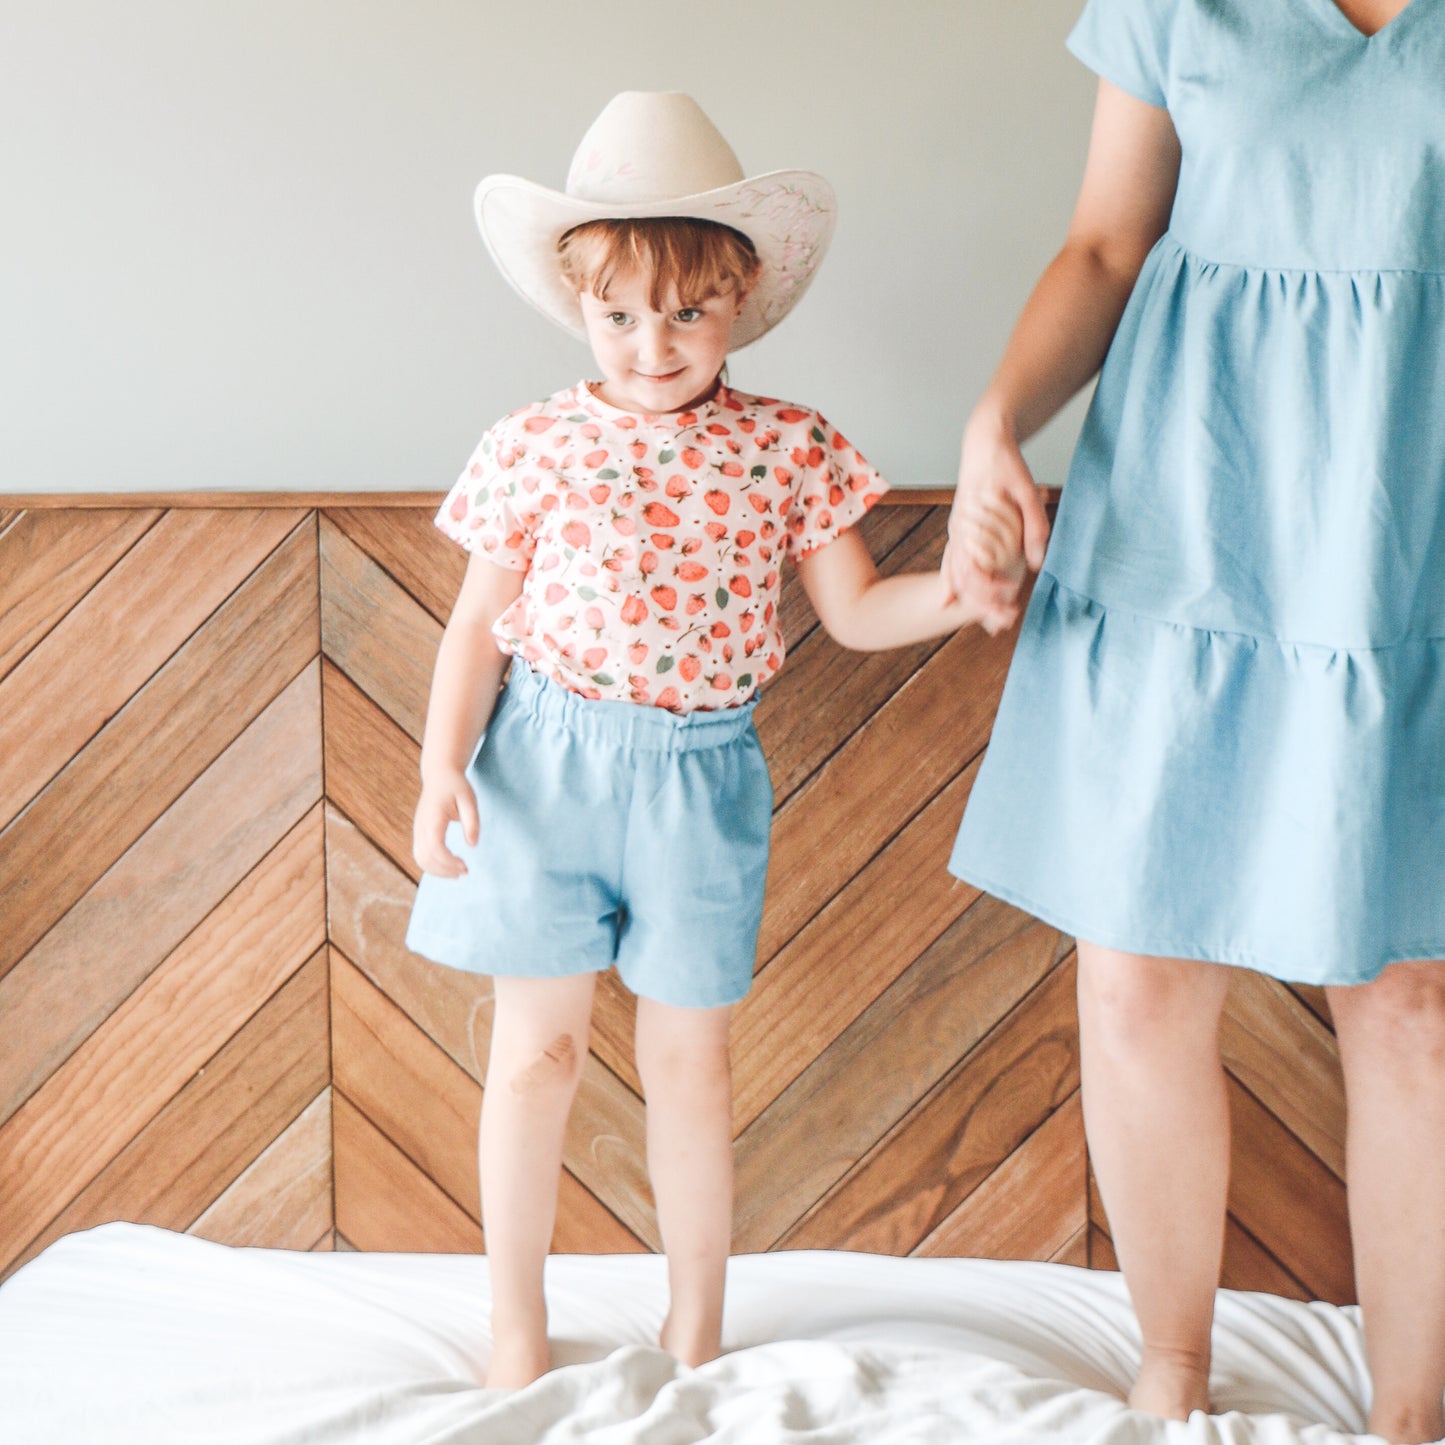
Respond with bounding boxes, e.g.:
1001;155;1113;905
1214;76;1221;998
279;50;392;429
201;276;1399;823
480;973;596;1388
1077;942;1232;1420
1329;962;1445;1445
634;996;734;1367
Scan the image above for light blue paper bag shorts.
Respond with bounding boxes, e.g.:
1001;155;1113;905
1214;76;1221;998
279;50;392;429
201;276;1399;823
405;663;773;1009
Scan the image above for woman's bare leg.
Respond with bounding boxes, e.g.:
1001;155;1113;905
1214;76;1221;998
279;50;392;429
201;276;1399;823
1077;941;1232;1419
634;996;734;1367
479;973;596;1388
1329;961;1445;1445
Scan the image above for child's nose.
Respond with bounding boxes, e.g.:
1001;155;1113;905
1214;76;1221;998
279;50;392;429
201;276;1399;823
637;321;675;366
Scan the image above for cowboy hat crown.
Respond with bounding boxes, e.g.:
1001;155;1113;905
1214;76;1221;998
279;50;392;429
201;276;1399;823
475;91;837;350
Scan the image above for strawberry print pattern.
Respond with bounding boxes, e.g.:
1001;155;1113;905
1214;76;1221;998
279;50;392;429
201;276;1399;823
436;382;888;711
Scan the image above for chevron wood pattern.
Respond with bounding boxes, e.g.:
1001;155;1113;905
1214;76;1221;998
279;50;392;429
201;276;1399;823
0;499;1354;1307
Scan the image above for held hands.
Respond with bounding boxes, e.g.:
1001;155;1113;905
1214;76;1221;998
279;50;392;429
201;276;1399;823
942;413;1052;635
412;768;480;878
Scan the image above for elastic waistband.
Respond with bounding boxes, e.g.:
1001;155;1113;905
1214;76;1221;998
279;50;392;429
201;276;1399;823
500;663;758;752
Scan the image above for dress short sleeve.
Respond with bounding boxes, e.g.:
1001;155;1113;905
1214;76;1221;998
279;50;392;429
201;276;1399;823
1066;0;1175;110
434;421;540;570
784;416;889;559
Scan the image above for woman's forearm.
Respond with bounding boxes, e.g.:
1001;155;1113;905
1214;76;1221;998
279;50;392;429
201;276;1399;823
971;238;1145;448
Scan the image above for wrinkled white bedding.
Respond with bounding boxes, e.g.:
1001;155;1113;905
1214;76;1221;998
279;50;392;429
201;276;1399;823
0;1223;1384;1443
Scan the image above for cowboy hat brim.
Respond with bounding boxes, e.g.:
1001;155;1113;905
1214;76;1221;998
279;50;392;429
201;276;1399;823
475;168;837;351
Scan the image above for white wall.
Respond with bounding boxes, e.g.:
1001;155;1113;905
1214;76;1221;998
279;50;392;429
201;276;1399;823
1;0;1096;494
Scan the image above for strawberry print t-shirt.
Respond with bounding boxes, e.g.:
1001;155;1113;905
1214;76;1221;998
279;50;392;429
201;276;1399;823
436;381;889;712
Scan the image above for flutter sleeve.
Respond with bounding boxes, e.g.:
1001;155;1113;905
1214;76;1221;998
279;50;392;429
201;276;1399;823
1066;0;1176;110
433;419;540;570
784;413;890;560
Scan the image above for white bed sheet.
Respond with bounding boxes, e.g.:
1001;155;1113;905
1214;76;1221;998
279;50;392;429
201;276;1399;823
0;1223;1385;1444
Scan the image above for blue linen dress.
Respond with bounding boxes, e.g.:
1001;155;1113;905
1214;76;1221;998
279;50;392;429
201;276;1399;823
949;0;1445;984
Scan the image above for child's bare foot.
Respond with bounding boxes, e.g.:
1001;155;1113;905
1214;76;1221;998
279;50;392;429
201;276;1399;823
1127;1347;1211;1420
485;1332;551;1389
659;1310;722;1369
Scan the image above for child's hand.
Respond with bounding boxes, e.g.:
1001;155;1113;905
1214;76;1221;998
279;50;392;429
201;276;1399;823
413;769;480;878
943;414;1050;634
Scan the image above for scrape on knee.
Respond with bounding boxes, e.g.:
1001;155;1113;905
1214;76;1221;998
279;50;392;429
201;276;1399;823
509;1033;579;1095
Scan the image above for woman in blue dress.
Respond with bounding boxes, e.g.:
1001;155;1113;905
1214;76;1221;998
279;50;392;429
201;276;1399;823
945;0;1445;1438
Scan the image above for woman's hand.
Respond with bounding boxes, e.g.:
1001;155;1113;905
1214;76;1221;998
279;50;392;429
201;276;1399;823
413;767;480;878
942;411;1050;634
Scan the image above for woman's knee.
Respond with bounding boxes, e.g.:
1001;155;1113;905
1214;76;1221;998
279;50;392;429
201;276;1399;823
1077;944;1228;1056
1335;962;1445;1062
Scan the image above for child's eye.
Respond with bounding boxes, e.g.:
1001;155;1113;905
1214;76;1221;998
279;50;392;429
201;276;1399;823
674;307;703;323
607;312;632;327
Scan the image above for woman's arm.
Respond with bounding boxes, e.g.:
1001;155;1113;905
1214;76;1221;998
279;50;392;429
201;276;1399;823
795;523;1010;651
946;80;1182;613
413;552;526;877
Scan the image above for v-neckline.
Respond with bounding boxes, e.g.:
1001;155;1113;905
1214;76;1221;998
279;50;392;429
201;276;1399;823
1310;0;1430;40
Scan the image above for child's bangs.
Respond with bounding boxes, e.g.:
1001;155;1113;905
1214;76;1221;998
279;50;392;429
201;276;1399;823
559;218;762;310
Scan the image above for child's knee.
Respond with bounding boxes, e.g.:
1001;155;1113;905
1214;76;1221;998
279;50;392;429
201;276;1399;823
638;1033;731;1100
507;1032;585;1097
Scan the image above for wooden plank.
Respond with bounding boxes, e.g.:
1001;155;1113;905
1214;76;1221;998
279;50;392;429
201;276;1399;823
1221;1217;1312;1301
322;659;420;881
759;509;952;805
756;622;1015;965
326;803;496;1081
588;971;643;1101
734;896;1067;1250
0;663;321;1127
333;1091;483;1254
0;517;320;977
0;508;160;682
332;949;486;1219
332;950;643;1252
1090;1227;1118;1271
1221;971;1345;1178
324;506;467;627
912;1092;1086;1261
0;491;456;510
325;807;656;1247
0;507;305;830
1051;1224;1089;1268
1289;983;1334;1031
731;761;983;1134
780;957;1079;1254
319;514;439;742
0;490;971;511
0;805;325;1271
190;1088;333;1249
4;950;329;1277
1227;1078;1353;1304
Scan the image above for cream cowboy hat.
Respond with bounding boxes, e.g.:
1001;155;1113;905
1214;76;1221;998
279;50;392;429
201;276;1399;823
474;91;837;350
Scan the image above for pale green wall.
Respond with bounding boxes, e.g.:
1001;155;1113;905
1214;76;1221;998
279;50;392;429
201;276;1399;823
1;0;1097;493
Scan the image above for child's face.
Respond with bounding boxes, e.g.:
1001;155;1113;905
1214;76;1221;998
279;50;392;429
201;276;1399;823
577;269;744;415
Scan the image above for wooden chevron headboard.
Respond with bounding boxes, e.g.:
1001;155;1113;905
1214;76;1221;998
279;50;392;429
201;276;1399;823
0;496;1349;1303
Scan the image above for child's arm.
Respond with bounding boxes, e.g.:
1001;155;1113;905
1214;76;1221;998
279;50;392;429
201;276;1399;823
945;80;1182;624
794;518;1021;652
412;553;526;878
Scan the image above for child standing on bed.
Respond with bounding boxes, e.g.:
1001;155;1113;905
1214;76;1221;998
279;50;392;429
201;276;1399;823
406;91;1019;1390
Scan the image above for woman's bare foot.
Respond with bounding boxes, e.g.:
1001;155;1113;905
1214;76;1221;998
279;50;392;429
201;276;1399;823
1367;1401;1445;1445
660;1309;721;1369
485;1331;551;1389
1128;1346;1211;1420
